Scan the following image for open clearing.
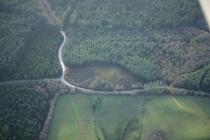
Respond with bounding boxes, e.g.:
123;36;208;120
65;64;143;91
47;95;210;140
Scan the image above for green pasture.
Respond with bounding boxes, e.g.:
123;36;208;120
47;94;210;140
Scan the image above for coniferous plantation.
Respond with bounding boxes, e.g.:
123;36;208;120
0;86;53;140
51;0;210;91
0;0;210;140
0;0;62;81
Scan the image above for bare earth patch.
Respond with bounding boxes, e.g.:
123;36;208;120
65;64;144;91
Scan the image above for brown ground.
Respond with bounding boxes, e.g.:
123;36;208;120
148;130;168;140
65;64;144;91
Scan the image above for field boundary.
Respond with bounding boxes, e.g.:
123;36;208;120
39;93;60;140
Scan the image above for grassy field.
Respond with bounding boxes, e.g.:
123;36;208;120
47;95;97;140
142;96;210;140
47;94;210;140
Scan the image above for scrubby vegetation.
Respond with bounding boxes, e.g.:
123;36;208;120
66;64;144;91
0;0;62;82
0;86;53;140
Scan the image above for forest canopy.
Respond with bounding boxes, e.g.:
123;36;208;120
0;0;62;82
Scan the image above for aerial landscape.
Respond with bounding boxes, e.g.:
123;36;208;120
0;0;210;140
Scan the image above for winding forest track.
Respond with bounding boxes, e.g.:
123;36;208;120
0;2;208;140
57;30;210;96
0;0;210;97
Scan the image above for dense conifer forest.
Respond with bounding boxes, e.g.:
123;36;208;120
0;86;53;140
0;0;62;82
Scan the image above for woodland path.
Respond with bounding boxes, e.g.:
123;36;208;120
0;0;209;97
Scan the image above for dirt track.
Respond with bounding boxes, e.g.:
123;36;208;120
38;0;60;25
